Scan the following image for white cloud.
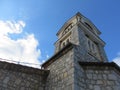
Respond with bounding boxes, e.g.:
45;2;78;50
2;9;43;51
0;20;41;68
46;55;49;59
113;53;120;67
0;20;25;36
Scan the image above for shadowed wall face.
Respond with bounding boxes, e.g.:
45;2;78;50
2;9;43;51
0;61;49;90
83;65;120;90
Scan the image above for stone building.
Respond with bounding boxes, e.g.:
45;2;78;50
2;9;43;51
0;12;120;90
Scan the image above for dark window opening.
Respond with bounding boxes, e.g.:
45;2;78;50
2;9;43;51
85;34;89;38
85;22;92;30
63;42;65;47
92;44;95;51
67;39;69;43
88;40;91;50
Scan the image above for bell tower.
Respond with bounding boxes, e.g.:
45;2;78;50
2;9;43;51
42;12;110;90
54;12;108;62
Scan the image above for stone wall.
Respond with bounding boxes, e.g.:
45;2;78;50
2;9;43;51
42;44;74;90
79;62;120;90
74;23;108;62
73;26;98;63
74;61;86;90
0;61;49;90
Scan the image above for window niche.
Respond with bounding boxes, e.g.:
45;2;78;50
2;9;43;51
62;23;74;36
67;39;70;43
84;22;92;30
60;35;71;49
84;22;97;35
87;37;100;59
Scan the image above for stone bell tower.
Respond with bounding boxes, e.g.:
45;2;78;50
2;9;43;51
54;12;108;62
42;12;110;90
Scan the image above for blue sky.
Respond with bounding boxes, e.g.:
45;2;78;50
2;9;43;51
0;0;120;67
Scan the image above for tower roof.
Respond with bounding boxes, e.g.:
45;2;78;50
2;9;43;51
57;12;101;36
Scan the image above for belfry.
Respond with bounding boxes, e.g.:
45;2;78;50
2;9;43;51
54;12;108;62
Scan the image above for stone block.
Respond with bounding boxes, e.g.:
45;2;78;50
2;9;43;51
3;77;9;84
108;74;117;80
94;85;101;90
86;73;92;79
96;80;103;85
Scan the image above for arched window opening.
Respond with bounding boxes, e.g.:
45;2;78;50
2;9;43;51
87;37;100;58
84;22;92;30
67;39;70;44
88;40;91;51
62;23;73;36
92;43;95;51
63;42;65;47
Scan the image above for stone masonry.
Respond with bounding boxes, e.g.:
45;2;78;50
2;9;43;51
44;44;74;90
79;62;120;90
0;61;49;90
